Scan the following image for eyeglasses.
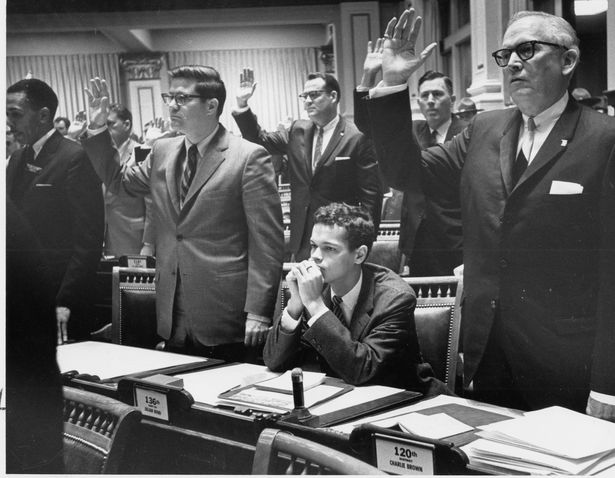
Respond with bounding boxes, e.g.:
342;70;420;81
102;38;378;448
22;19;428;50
161;93;207;106
298;90;327;101
491;40;568;67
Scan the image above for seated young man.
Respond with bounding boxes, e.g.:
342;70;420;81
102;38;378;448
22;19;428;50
264;203;437;391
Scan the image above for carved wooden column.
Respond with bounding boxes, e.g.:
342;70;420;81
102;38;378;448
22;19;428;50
119;53;168;139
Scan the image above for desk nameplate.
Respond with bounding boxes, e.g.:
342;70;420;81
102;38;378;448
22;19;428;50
374;432;435;475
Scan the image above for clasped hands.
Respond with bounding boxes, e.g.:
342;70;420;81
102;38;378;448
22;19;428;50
285;260;326;319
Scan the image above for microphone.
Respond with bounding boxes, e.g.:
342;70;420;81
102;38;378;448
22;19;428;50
289;367;312;422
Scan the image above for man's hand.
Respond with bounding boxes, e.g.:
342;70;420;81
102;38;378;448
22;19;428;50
381;8;438;87
294;261;326;315
237;68;257;108
84;77;111;129
587;395;615;422
359;38;384;89
453;264;464;278
244;318;270;347
56;306;70;344
285;268;304;318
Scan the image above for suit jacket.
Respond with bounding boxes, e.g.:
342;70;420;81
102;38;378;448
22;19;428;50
264;263;435;391
83;126;284;345
367;89;615;409
103;137;154;256
354;88;464;275
6;130;104;318
234;110;382;259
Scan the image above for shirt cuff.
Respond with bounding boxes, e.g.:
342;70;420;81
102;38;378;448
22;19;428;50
247;313;271;325
88;124;107;136
306;305;329;327
369;82;407;99
232;105;250;115
280;308;301;332
356;85;370;93
590;391;615;406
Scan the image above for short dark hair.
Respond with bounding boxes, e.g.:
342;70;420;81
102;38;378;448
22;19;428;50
7;78;59;119
168;65;226;117
418;70;453;96
54;116;71;129
109;103;133;126
307;72;340;99
313;203;375;253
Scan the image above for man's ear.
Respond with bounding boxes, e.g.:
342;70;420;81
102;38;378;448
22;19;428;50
562;48;579;76
207;98;220;116
354;245;369;264
38;107;51;124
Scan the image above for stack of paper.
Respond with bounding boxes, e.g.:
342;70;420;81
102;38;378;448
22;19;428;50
254;370;325;393
461;406;615;475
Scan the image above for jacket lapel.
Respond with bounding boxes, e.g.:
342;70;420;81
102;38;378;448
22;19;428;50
6;148;27;197
515;99;580;190
313;115;345;176
303;123;315;178
499;109;523;197
182;125;228;209
349;266;375;339
165;138;186;215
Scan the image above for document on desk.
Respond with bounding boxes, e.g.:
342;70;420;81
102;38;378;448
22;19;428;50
57;341;207;380
176;363;278;406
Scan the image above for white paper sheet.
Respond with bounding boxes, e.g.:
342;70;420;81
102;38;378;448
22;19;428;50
398;412;473;439
57;341;207;380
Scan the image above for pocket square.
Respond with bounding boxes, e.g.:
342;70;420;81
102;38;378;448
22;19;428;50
335;156;351;161
26;163;42;173
549;180;583;195
34;183;53;187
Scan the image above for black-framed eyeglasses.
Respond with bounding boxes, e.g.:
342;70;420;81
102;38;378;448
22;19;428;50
161;93;207;106
298;90;327;101
491;40;568;67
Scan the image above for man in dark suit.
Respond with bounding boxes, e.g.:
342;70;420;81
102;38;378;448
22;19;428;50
82;67;283;362
354;42;464;276
363;8;615;417
6;78;104;343
233;69;382;261
264;203;437;391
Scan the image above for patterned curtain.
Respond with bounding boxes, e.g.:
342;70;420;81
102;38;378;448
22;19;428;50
6;54;121;121
167;47;318;134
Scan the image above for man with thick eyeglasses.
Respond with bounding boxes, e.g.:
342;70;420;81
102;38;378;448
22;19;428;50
232;69;382;261
361;9;615;421
81;66;284;363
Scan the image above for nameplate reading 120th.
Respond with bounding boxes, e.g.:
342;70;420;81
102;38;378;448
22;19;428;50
134;387;169;421
374;433;435;475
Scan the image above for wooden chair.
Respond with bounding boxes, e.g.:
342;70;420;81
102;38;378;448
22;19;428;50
252;428;385;475
403;276;463;393
111;266;159;348
369;221;405;274
62;386;141;474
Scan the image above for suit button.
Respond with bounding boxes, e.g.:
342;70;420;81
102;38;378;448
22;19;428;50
177;234;183;241
499;215;505;224
500;258;508;268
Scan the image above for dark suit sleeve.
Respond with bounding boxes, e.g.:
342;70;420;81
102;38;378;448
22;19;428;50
591;148;615;395
233;108;290;156
354;134;382;229
353;89;371;136
242;146;285;319
263;313;304;372
304;288;416;386
366;88;469;196
55;147;104;309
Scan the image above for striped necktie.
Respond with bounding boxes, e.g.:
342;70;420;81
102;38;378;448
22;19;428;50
180;144;198;206
331;295;346;325
312;127;324;170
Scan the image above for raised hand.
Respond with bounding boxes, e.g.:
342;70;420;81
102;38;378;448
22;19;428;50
381;8;438;87
84;77;111;128
237;67;257;108
359;38;384;89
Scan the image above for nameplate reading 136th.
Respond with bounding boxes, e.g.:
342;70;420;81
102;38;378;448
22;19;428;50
134;387;169;421
374;433;435;475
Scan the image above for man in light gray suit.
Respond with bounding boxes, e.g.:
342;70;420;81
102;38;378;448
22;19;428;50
83;66;284;362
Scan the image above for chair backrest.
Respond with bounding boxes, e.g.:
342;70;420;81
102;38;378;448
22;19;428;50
370;221;404;273
403;276;463;393
111;266;159;348
252;428;385;475
62;386;141;474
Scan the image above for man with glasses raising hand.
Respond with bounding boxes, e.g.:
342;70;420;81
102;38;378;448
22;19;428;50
82;66;283;363
363;9;615;419
233;69;381;261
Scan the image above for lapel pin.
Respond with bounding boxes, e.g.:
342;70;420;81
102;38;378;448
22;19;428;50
560;139;568;147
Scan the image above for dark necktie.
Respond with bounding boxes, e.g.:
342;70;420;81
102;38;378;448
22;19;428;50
428;129;438;147
331;295;346;325
512;117;536;186
180;144;198;206
312;127;324;170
